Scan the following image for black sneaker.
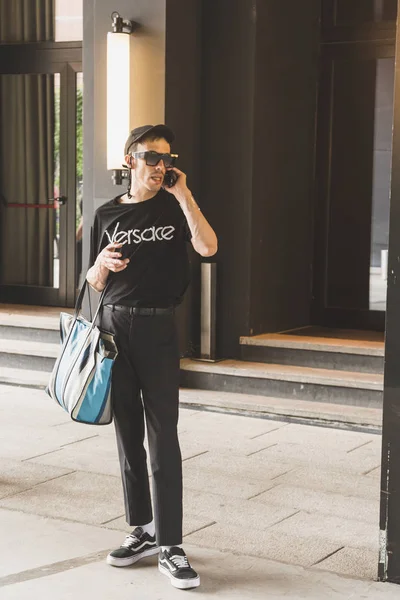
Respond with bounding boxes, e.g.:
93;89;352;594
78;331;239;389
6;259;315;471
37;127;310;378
158;547;200;589
106;527;158;567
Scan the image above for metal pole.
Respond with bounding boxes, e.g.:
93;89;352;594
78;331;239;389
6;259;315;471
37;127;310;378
379;7;400;583
200;262;217;361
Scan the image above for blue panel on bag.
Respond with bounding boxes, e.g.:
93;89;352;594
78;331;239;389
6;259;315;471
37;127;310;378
55;319;89;406
75;356;113;423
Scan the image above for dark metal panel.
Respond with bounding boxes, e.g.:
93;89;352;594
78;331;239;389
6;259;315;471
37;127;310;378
322;41;396;58
379;0;400;582
322;1;397;43
322;24;396;43
198;0;256;357
322;307;385;330
0;285;62;306
312;40;394;329
65;63;80;306
249;0;320;336
165;0;202;357
323;0;397;29
57;64;69;306
0;44;82;73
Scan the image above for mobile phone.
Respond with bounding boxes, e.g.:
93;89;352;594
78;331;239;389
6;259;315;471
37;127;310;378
163;170;178;188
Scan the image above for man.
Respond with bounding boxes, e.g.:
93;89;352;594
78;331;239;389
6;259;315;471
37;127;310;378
86;124;218;590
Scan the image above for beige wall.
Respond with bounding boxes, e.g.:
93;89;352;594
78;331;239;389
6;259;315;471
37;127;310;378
83;0;166;220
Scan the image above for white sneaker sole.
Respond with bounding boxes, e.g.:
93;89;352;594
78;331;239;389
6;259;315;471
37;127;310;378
107;546;159;567
158;563;200;589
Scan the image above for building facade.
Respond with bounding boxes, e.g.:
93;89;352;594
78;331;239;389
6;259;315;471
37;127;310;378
2;0;400;583
83;0;397;359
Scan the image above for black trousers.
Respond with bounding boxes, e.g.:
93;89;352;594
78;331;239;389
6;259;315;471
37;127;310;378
101;305;182;546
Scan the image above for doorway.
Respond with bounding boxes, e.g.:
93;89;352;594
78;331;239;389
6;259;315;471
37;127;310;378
312;1;397;330
0;42;82;307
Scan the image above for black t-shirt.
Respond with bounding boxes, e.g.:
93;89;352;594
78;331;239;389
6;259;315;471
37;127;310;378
89;189;191;307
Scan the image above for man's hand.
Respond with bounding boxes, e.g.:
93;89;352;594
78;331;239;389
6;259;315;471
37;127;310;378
96;242;130;273
164;167;190;204
87;242;129;292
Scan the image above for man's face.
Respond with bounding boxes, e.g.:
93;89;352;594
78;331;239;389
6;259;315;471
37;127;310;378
129;138;171;193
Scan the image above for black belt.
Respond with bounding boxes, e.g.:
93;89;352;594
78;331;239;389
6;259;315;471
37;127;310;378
104;304;175;316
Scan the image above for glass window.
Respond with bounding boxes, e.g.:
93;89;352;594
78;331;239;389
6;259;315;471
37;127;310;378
369;58;394;310
55;0;83;42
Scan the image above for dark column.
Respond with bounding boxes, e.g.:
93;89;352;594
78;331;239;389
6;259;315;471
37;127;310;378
200;0;320;357
165;0;202;355
250;0;320;335
200;0;257;357
379;1;400;583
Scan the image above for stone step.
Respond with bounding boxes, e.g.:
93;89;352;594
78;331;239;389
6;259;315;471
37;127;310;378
0;367;50;388
0;367;381;432
179;389;382;432
0;305;69;344
240;333;384;373
0;324;60;344
0;312;61;331
180;359;383;409
0;339;59;372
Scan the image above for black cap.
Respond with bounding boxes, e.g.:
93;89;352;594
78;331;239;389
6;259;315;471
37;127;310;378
124;124;175;155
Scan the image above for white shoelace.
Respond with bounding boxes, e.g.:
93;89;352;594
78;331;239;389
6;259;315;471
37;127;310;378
121;534;139;548
170;554;189;569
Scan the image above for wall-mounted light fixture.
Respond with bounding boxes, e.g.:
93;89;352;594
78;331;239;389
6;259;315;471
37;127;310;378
107;11;138;185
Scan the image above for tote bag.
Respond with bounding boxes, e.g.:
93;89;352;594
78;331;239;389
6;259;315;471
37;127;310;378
46;281;117;425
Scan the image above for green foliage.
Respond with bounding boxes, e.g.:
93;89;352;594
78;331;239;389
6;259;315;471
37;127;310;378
54;85;60;192
76;86;83;184
53;82;83;228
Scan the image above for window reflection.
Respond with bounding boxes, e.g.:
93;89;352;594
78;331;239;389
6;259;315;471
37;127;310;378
55;0;83;42
76;73;83;289
369;58;394;310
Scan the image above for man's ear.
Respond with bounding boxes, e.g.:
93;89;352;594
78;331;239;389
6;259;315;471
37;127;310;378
124;154;134;168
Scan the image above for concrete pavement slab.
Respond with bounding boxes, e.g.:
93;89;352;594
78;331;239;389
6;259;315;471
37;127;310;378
313;546;379;580
1;383;397;593
0;422;102;462
270;466;380;499
269;511;379;551
26;435;121;477
103;511;217;538
256;421;377;450
0;458;72;499
0;508;125;577
184;522;344;567
182;447;293;483
365;464;381;478
252;484;379;523
255;438;381;474
2;544;397;600
182;463;275;499
184;408;290;438
0;386;69;428
0;471;124;525
183;488;297;530
178;412;290;456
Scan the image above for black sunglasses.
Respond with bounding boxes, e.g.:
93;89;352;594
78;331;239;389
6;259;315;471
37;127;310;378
131;151;178;168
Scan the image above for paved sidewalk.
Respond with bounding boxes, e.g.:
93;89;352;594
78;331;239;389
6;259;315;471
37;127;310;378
0;384;398;599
